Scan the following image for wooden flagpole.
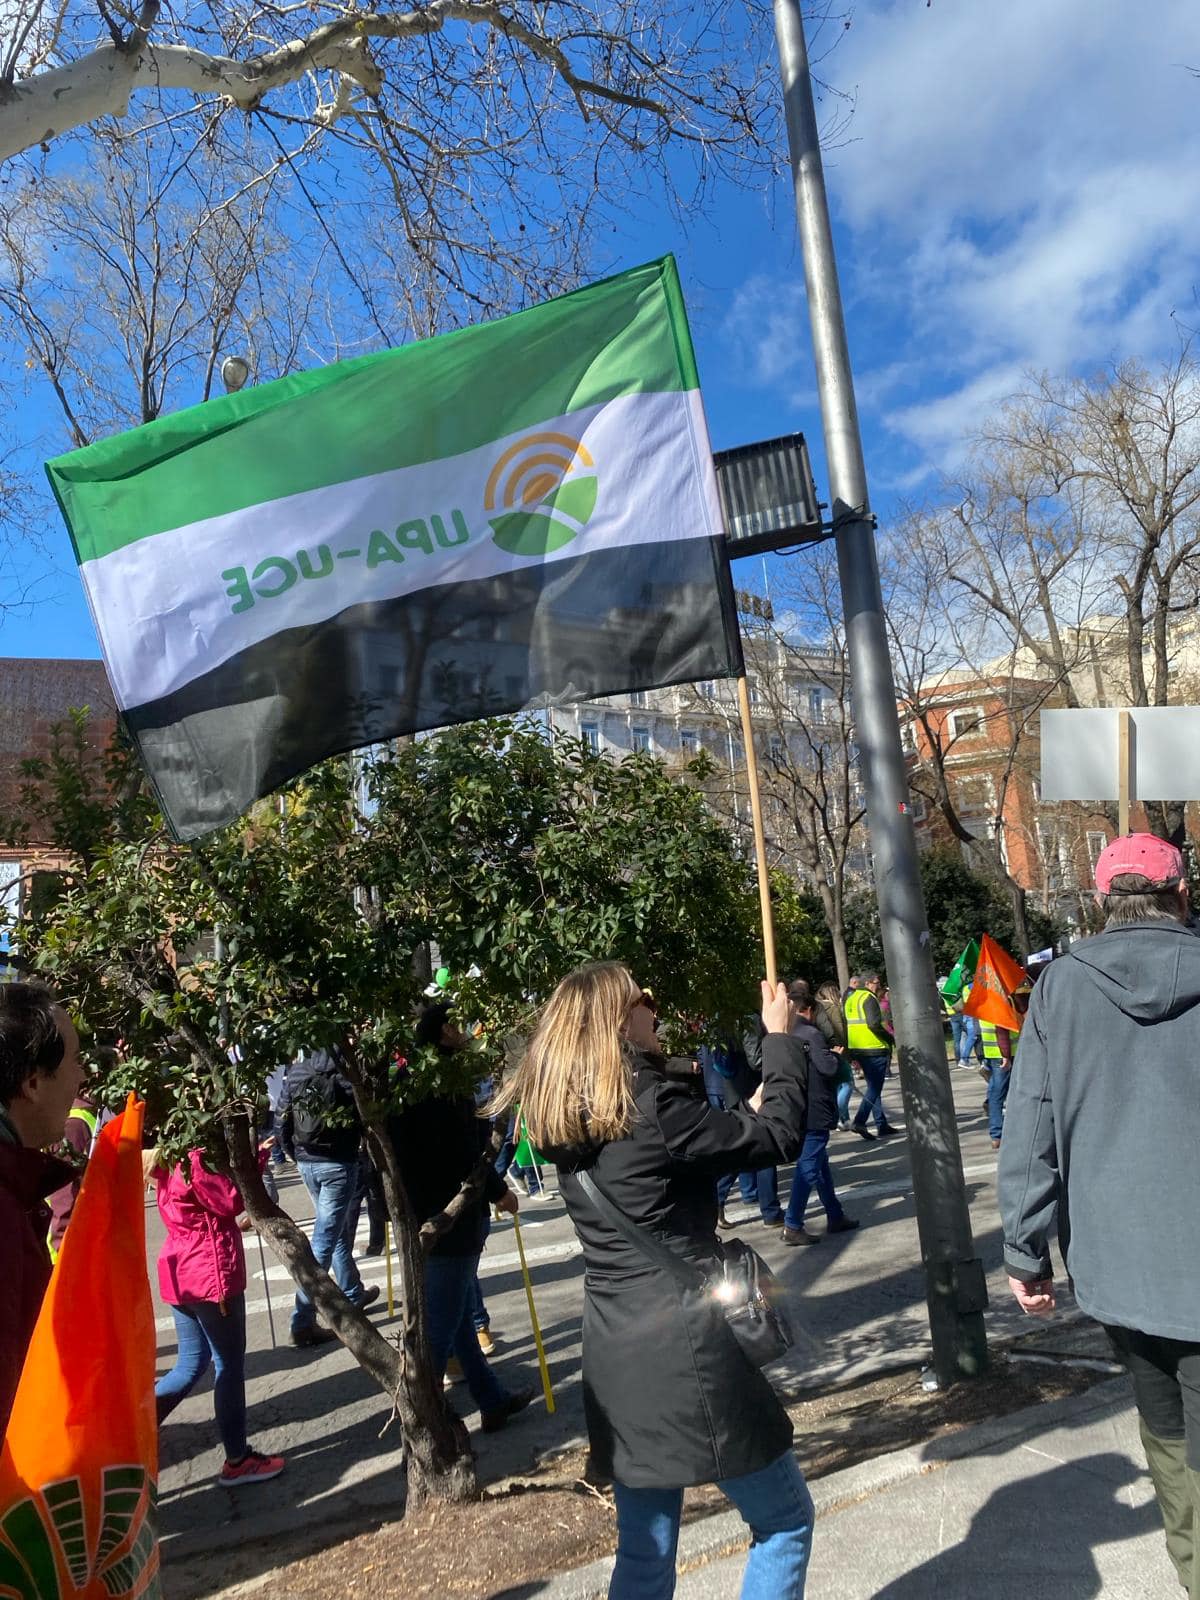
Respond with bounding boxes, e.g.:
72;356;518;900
736;675;778;987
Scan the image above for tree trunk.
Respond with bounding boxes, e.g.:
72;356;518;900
816;877;850;990
1006;873;1032;960
222;1113;409;1405
335;1049;478;1506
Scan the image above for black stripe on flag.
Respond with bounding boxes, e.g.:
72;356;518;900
124;536;744;840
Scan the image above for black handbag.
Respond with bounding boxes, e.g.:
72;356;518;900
578;1170;795;1369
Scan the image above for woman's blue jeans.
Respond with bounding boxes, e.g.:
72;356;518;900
155;1294;249;1462
835;1080;854;1124
609;1450;813;1599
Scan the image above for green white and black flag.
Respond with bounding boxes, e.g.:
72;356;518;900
48;257;742;841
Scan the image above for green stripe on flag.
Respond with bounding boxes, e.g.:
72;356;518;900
48;257;694;565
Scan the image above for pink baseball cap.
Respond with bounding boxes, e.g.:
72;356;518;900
1094;833;1184;894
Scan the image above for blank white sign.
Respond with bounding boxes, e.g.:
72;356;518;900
1041;706;1200;801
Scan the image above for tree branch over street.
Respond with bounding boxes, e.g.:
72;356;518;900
0;0;777;164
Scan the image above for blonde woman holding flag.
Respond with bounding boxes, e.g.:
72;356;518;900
497;963;813;1600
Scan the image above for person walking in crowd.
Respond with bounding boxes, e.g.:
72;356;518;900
0;983;85;1432
504;964;814;1599
813;981;854;1129
46;1083;101;1262
702;1027;785;1231
496;1108;548;1198
843;974;900;1140
343;1140;387;1259
152;1146;286;1485
981;989;1027;1150
998;834;1200;1597
279;1048;380;1348
390;1003;533;1432
783;980;859;1246
956;987;982;1069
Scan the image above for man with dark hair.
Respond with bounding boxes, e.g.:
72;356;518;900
782;979;858;1245
843;973;899;1140
0;982;86;1429
999;834;1200;1594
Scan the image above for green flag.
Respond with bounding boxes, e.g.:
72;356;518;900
941;939;980;1002
48;257;741;842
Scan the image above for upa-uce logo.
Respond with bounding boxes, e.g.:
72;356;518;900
485;432;598;557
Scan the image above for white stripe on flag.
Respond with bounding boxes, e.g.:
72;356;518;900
85;390;719;711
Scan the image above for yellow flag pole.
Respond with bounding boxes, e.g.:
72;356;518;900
385;1221;395;1319
512;1212;555;1413
737;673;778;986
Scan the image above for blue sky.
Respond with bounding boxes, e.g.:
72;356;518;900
4;0;1200;658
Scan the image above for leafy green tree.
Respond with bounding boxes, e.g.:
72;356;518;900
9;713;779;1504
837;849;1060;982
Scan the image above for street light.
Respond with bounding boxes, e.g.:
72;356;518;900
714;432;824;557
220;354;252;394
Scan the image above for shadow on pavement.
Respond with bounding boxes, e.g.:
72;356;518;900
872;1456;1161;1597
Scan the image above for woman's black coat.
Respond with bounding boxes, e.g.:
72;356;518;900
542;1033;808;1489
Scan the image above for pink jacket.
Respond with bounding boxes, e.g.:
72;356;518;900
155;1152;247;1307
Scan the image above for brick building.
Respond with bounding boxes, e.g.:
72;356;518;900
0;657;114;953
901;673;1200;926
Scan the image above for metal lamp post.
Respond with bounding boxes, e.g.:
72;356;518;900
772;0;988;1383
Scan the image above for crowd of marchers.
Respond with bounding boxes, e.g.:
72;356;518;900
1;832;1197;1599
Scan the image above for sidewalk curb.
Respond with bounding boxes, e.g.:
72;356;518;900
508;1376;1132;1600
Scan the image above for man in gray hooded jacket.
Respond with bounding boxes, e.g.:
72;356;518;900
998;833;1200;1596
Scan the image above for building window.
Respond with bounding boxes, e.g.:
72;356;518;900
807;687;823;723
1087;831;1108;879
769;733;785;764
696;680;715;699
580;721;600;753
680;728;700;756
948;706;986;742
630;726;651;754
956;773;995;817
909;792;927;821
747;676;761;706
900;721;918;754
629;689;648;709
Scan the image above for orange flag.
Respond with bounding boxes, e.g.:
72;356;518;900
0;1096;159;1599
962;934;1025;1031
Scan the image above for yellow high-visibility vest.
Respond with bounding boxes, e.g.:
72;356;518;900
981;1020;1020;1062
844;988;888;1052
46;1104;100;1263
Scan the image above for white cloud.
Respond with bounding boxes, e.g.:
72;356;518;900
825;0;1200;464
718;275;818;406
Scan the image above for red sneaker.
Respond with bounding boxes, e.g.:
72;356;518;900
219;1451;286;1486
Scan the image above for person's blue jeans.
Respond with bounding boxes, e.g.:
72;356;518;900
716;1167;782;1222
988;1061;1011;1142
850;1052;891;1130
426;1250;507;1414
785;1132;844;1230
835;1079;854;1125
156;1295;249;1461
958;1015;982;1064
949;1014;966;1060
609;1450;813;1599
292;1158;367;1333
